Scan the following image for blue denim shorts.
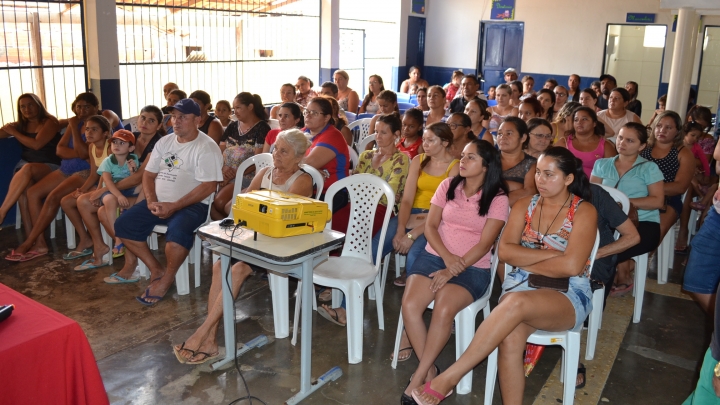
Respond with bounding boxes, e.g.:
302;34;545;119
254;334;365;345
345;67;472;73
683;209;720;294
500;268;593;330
115;200;208;250
407;249;491;301
99;188;138;203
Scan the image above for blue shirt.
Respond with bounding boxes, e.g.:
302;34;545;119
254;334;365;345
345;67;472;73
97;153;139;185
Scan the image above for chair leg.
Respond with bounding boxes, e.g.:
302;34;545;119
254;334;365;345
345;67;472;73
633;253;648;323
292;281;302;346
269;272;289;339
101;226;113;266
15;202;21;229
455;307;478;395
331;288;342;308
150;233;158;250
391;309;405;369
345;284;364;364
137;259;150;279
374;276;385;331
65;214;76;250
563;333;581;405
585;288;604;360
175;258;190;295
193;235;201;288
484;348;498;405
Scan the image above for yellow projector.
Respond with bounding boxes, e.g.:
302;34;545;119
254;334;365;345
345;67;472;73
231;190;331;237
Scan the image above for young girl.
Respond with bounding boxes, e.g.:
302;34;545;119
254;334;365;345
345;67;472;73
397;108;424;159
59;115;113;261
487;84;519;140
369;90;399;135
214;100;233;132
270;83;296;119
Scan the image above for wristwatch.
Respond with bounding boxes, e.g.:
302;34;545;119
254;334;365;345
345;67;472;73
407;232;415;241
714;361;720;378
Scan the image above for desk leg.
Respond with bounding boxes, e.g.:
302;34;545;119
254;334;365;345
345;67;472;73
285;258;343;404
269;273;289;339
211;255;269;370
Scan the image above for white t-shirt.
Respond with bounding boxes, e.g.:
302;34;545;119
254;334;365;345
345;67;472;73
145;131;223;204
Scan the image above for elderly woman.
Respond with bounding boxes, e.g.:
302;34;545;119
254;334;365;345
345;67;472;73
401;139;508;404
334;70;360;114
0;93;61;225
318;112;410;326
189;90;223;143
597;87;642;142
211;92;271;220
173;129;313;365
410;147;598;405
295;76;318;108
269;83;297;119
498;117;537;206
400;66;430;94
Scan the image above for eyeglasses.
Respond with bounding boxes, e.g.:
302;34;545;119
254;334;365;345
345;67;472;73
112;139;129;146
303;110;324;117
447;123;467;130
530;132;554;140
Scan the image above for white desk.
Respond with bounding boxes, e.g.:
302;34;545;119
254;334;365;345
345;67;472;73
198;221;345;404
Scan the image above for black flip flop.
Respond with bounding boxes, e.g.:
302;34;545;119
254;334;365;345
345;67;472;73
576;364;586;389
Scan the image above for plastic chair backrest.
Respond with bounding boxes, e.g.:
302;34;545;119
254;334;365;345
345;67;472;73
231;153;274;201
597;184;630;214
357;113;375;120
268;119;280;129
487;99;498;107
357;134;376;153
397;102;415;110
345;112;357;122
299;164;324;199
122;116;139;132
504;229;600;278
409;95;418;106
396;92;411;103
348;118;373;146
323;174;395;265
347;145;359;169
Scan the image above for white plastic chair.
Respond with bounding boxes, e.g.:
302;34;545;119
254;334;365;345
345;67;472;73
122;116;139;132
347;145;359;170
15;202;21;229
485;230;600;405
348;118;372;147
298;174;395;364
345;112;356;122
391;247;500;395
50;209;62;239
268;119;280;129
357;134;376;153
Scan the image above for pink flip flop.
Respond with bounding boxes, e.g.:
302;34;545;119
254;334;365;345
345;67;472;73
411;382;453;405
6;250;46;262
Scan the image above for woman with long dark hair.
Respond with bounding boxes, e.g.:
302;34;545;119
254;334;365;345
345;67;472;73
359;74;385;114
556;106;616;177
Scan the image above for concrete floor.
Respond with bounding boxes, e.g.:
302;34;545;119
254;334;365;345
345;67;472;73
0;220;711;405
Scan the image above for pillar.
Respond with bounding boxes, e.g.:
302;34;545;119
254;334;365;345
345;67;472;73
666;7;700;116
84;0;122;118
319;0;339;84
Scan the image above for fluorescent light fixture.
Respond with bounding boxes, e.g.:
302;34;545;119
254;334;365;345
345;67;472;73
643;25;667;48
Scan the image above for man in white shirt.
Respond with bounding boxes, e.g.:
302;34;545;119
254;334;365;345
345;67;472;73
115;99;223;306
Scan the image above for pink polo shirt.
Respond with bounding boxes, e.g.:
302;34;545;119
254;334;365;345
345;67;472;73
426;178;509;269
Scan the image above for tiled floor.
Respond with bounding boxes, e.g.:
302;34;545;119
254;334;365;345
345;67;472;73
0;220;711;404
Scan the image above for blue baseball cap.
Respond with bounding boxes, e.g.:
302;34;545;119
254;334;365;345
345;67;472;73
168;98;200;116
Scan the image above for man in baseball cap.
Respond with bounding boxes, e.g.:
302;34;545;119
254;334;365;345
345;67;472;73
504;68;518;83
167;98;201;116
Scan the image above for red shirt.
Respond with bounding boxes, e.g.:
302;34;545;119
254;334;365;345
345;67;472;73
397;137;422;160
304;125;350;192
265;128;281;146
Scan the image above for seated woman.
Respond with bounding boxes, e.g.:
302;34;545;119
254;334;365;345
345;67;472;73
520;76;535;100
6;113;112;262
498;117;537;206
262;102;303;153
369;90;399;135
295;76;318;108
524;118;553;158
487;84;519;141
591;122;665;296
446;112;480;159
640;111;694;254
579;87;601;112
269;83;297;119
172;129;313;364
676;120;712;252
359;75;385;114
551;101;582;144
424;86;448;128
597;88;642;141
333;70;360;114
400;66;430;94
0;93;61;226
464;98;490;142
401;139;508;403
536;88;556;122
323;95;354;146
416;87;430;112
556;106;617;177
397;108;425;160
302;97;351;211
410;147;598;405
518;96;543;122
317;112;410;326
444;70;464;105
552;85;569;115
509;80;523;108
70;105;164;270
214;100;233;133
189;90;223;143
211;92;271;220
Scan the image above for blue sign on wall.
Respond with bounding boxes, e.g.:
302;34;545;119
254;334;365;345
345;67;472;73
411;0;425;15
626;13;656;23
491;0;515;21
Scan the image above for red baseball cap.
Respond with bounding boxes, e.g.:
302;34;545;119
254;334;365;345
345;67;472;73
111;129;135;145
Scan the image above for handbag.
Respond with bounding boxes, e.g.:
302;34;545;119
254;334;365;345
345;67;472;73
613;161;649;227
527;274;569;293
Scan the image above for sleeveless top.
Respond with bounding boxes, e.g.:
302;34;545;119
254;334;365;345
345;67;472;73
597;110;638;141
488;106;511;136
640;146;680;183
338;96;349;112
90;140;110;167
198;115;217;135
412;154;459;209
396;137;422;160
364;100;379;114
502;153;537;184
59;122;89;175
132;132;162;163
567;135;605;177
260;166;306;193
19;127;61;165
522;194;590;277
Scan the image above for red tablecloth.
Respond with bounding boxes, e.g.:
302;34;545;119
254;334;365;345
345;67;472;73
0;283;109;405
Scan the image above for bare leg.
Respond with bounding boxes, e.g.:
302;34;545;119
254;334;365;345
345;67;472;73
131;241;189;303
659;207;678;242
0;163;52;224
689;292;717;316
411;290;576;405
676;189;694;249
497;322;536;404
174;260;252;361
17;172;83;254
390;329;412;361
60;193;93;251
19;192;32;235
77;194;109;265
613;259;635;286
211;183;233;220
120;238;166;281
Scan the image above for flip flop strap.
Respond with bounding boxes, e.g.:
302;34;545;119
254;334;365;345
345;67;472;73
423;384;446;400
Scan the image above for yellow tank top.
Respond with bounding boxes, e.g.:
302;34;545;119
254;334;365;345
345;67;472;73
412;154;459;209
91;140;110;167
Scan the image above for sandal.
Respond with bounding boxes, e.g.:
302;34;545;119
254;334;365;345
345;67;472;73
186;351;220;365
412;382;453;405
610;283;634;297
173;342;196;364
112;243;125;258
391;347;414;362
317;306;346;326
576;363;586;389
317;289;332;302
674;245;689;255
394;273;407;287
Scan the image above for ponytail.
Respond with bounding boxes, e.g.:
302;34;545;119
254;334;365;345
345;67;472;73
540;147;592;201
